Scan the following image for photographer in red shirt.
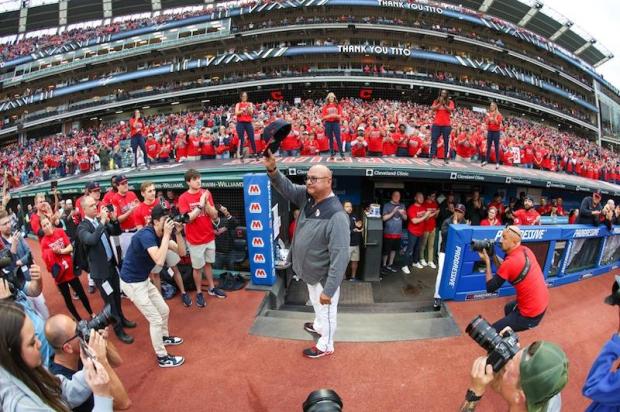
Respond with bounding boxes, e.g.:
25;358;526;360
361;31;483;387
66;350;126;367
477;226;548;332
428;90;454;164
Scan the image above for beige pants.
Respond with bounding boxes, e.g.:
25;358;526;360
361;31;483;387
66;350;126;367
423;229;436;264
120;279;170;357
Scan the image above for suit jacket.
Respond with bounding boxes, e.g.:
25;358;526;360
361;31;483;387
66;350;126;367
77;217;121;280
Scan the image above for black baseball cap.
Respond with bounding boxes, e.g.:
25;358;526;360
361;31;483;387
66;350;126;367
113;175;128;185
151;205;169;221
604;275;620;306
86;181;100;191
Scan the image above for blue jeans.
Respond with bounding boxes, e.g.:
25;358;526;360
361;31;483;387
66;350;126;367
324;121;343;155
283;150;300;156
236;121;256;153
486;131;500;164
406;232;422;266
131;134;148;167
430;125;451;160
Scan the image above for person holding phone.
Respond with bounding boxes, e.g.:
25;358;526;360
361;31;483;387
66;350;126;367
129;110;150;170
119;205;186;368
0;300;113;411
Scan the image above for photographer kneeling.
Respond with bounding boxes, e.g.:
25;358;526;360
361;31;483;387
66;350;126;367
0;300;112;411
477;226;548;333
119;205;186;368
462;319;568;411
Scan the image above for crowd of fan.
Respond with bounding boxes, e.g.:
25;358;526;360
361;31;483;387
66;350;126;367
0;1;261;62
0;98;617;189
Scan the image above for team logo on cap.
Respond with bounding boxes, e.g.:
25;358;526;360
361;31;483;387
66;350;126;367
252;237;265;247
249;203;262;213
248;184;261;195
253;253;265;263
250;220;263;231
254;268;267;278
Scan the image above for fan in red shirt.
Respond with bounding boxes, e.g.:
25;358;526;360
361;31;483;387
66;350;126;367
393;124;409;157
480;207;502;226
383;124;398;156
40;216;94;320
408;131;424;158
403;192;431;274
420;193;439;269
129;110;150;169
315;127;329;154
487;193;506;217
177;169;226;303
321;92;345;159
478;225;548;332
350;128;368;158
174;130;188;162
111;175;139;231
186;130;202;160
301;132;319;156
145;134;160;163
158;137;172;162
482;102;503;169
428;90;454;163
200;130;216;160
536;198;551;216
455;130;477;162
235;91;257;159
280;128;302;156
365;118;384;157
513;197;541;226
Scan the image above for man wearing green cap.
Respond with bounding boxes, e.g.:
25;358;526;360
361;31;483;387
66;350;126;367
461;340;569;411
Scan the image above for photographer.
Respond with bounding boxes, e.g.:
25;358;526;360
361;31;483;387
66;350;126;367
478;226;549;332
45;314;131;411
461;338;568;411
133;181;189;307
0;301;113;411
582;276;620;410
119;205;186;368
0;211;49;320
0;264;53;367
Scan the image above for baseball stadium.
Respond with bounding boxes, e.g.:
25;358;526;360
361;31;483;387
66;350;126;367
0;0;620;410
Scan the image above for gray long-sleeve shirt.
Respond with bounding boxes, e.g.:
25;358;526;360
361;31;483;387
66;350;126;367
269;170;350;297
0;366;112;412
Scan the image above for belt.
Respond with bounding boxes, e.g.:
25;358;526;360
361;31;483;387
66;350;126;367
123;229;137;233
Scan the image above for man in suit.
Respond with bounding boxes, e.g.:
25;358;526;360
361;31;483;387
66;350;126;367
77;195;135;344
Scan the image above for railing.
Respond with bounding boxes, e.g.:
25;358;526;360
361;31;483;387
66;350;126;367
439;224;620;301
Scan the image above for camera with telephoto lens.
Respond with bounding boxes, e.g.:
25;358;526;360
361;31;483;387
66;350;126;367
470;239;495;257
169;206;190;224
75;304;115;341
0;248;25;296
303;389;343;412
466;315;520;372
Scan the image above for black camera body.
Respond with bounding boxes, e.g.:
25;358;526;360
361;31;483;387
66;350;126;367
303;389;343;412
466;315;520;372
471;239;496;257
75;304;115;341
104;204;115;213
169;206;190;224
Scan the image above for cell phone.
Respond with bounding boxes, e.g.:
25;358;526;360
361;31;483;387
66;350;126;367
215;203;222;211
79;339;97;370
50;180;58;190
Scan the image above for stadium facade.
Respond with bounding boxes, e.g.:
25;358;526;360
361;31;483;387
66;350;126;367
0;0;619;147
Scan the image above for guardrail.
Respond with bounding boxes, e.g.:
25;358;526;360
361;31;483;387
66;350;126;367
439;224;620;301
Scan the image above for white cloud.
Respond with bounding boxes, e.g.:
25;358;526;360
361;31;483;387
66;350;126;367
542;0;620;90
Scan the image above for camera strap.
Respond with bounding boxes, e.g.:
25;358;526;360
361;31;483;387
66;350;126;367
510;250;531;286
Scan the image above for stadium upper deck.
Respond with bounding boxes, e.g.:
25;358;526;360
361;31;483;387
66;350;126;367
0;0;618;144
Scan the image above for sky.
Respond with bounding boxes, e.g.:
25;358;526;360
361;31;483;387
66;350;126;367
542;0;620;89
